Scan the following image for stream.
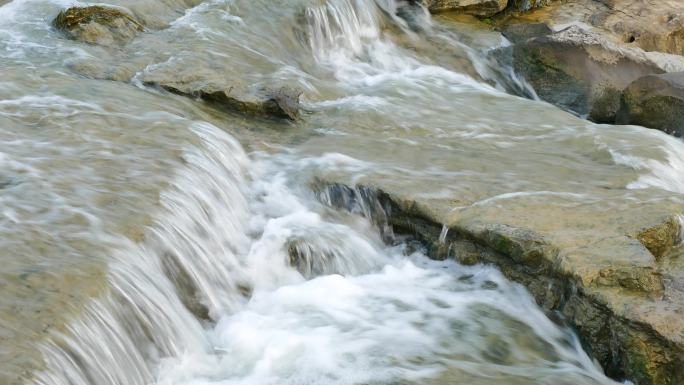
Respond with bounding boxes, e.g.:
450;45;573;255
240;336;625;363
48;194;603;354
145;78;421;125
2;0;683;384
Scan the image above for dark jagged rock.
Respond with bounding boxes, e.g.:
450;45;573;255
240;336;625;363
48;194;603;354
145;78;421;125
287;239;335;278
53;6;144;47
617;72;684;137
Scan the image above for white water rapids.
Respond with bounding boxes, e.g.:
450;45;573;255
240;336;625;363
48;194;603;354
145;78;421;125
2;0;683;384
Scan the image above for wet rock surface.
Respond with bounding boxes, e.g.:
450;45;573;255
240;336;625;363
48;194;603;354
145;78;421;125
503;25;677;123
53;6;144;47
496;0;684;56
314;178;684;385
501;22;551;43
420;0;508;17
617;72;684;137
494;0;684;134
8;1;684;384
146;79;302;121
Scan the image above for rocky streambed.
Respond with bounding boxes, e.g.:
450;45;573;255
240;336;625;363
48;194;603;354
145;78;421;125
2;0;684;385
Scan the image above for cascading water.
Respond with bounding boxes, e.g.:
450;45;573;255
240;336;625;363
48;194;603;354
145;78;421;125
3;0;684;384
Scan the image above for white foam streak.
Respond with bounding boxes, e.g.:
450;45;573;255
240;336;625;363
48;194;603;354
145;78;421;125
609;132;684;195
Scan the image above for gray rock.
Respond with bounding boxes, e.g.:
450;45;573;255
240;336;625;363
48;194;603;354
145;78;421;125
617;72;684;137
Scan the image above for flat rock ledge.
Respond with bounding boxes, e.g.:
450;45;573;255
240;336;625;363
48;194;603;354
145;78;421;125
313;180;684;385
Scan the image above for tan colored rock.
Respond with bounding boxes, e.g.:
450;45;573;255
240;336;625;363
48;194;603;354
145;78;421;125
422;0;508;17
594;0;684;56
53;6;144;47
312;177;684;385
634;216;681;260
499;0;684;56
142;68;302;120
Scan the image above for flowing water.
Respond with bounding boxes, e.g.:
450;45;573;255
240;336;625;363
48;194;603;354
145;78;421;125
2;0;684;384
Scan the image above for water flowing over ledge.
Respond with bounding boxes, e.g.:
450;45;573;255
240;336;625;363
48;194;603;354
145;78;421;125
1;0;684;384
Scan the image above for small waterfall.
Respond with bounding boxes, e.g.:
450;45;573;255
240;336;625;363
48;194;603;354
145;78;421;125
34;122;253;385
4;0;654;384
305;0;388;61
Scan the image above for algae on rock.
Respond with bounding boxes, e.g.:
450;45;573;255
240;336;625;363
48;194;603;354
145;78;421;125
53;6;144;47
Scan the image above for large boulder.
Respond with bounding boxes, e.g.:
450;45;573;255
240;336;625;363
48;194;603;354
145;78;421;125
53;6;144;47
617;72;684;137
420;0;508;17
506;25;680;123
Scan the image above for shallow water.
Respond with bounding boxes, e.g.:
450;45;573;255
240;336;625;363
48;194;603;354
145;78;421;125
1;0;682;384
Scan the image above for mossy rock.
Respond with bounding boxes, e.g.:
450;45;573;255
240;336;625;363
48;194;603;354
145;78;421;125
421;0;508;18
617;72;684;137
53;6;144;47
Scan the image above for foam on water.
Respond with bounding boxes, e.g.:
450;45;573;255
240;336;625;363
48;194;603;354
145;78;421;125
606;128;684;194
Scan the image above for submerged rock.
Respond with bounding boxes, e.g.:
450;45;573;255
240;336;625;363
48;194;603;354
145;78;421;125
53;6;144;47
506;25;672;123
617;72;684;137
152;81;302;121
420;0;508;17
500;22;551;43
